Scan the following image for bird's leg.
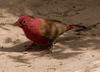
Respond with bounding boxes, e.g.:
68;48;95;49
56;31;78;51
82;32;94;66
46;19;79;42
25;43;36;51
46;40;57;53
46;43;54;54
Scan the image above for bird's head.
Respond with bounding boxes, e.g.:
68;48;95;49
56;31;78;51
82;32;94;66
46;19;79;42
15;16;33;28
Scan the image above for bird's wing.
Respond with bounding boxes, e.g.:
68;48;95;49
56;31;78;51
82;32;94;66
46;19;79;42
39;19;67;41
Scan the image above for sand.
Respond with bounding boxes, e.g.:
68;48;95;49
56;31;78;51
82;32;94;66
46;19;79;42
0;0;100;72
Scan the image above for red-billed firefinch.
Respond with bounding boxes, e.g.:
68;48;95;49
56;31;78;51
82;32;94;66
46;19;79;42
15;16;86;50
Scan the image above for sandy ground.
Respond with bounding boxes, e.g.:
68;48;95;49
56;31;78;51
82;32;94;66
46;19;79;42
0;0;100;72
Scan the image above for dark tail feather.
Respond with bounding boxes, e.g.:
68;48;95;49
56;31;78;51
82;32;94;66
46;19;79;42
67;24;87;31
68;22;100;32
83;22;100;31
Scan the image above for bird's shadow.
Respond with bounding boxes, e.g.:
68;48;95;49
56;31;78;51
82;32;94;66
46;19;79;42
0;41;49;52
7;55;30;64
0;32;100;60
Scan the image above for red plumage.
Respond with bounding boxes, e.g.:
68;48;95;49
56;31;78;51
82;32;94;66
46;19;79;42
15;16;86;50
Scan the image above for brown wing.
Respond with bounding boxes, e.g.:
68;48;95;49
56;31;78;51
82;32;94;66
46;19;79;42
39;19;67;41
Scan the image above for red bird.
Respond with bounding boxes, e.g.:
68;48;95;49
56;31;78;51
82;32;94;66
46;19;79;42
15;16;86;51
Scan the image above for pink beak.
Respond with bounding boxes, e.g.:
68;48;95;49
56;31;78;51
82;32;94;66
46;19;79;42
14;21;22;27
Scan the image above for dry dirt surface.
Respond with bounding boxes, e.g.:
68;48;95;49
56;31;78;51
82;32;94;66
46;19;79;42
0;0;100;72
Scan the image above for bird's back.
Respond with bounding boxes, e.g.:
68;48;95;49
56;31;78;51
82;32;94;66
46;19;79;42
40;19;67;41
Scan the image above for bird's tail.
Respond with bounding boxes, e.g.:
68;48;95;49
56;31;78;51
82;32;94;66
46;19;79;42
66;24;87;31
66;22;100;32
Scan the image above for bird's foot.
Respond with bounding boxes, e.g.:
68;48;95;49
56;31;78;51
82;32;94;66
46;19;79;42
45;45;53;54
45;48;52;54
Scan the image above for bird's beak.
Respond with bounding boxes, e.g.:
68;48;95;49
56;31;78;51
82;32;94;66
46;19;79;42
13;21;21;27
13;21;18;26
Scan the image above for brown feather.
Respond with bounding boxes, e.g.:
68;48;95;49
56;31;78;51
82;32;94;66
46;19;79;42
39;19;67;41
